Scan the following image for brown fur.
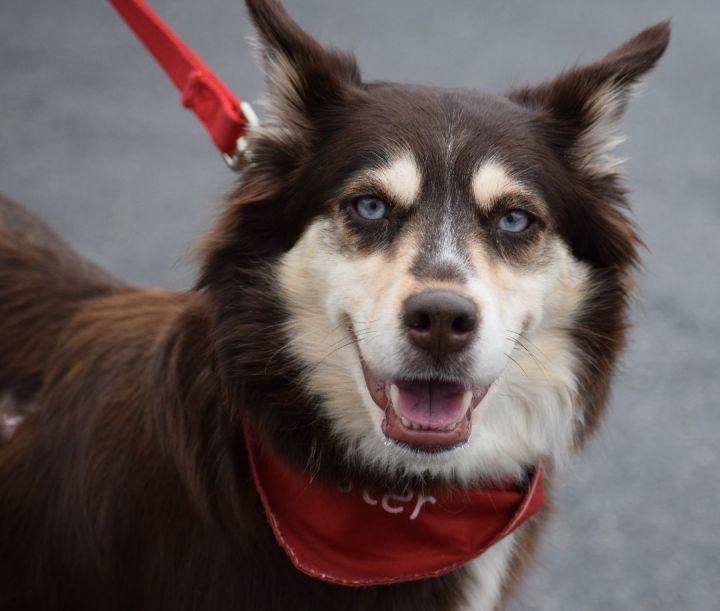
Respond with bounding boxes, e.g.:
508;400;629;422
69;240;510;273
0;2;669;609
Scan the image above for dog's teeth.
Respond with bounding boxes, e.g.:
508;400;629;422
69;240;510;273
460;390;473;418
390;384;401;417
400;416;411;428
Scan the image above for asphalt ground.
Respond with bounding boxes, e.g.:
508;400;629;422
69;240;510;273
1;1;718;609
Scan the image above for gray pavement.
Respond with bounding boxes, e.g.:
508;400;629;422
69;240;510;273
1;0;718;609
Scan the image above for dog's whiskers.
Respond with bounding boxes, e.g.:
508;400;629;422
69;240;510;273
262;319;365;374
505;334;546;379
504;352;528;378
313;330;380;368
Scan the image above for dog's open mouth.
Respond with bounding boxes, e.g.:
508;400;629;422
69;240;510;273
359;358;489;452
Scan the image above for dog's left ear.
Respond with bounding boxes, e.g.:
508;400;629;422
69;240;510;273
245;0;362;131
511;21;670;175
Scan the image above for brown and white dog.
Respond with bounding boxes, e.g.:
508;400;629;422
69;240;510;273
0;1;669;609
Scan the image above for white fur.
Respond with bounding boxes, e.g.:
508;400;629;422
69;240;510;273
277;218;590;483
459;533;517;611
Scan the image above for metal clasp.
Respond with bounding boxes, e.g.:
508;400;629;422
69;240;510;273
223;101;260;172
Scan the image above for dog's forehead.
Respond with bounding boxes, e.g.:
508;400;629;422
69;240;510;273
368;154;528;210
342;85;543;204
311;86;559;278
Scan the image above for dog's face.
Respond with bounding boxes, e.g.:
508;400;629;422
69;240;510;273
277;89;592;480
202;1;668;484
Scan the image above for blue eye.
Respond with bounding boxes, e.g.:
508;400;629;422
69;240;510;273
497;210;531;233
354;196;388;221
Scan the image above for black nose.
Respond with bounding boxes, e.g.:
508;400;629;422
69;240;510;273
402;290;478;360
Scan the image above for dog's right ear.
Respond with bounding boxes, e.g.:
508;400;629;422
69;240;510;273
245;0;362;132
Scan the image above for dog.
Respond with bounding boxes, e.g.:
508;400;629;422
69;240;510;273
0;1;669;609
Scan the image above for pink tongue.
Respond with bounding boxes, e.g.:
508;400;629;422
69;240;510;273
392;381;467;428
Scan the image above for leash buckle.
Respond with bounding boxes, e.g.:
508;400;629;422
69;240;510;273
223;102;259;172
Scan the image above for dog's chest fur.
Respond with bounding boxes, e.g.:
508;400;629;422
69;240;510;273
459;534;518;610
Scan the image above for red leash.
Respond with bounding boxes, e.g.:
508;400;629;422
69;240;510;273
107;0;257;170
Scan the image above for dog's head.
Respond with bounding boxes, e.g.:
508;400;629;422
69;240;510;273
200;0;668;485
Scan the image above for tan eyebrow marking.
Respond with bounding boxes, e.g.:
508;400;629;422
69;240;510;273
368;153;422;207
471;159;528;210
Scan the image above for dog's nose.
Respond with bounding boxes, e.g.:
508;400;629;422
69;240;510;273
402;290;478;359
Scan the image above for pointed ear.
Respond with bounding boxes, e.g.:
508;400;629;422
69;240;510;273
510;21;670;175
245;0;361;129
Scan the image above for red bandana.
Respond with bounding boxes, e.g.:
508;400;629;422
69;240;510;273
244;424;544;586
